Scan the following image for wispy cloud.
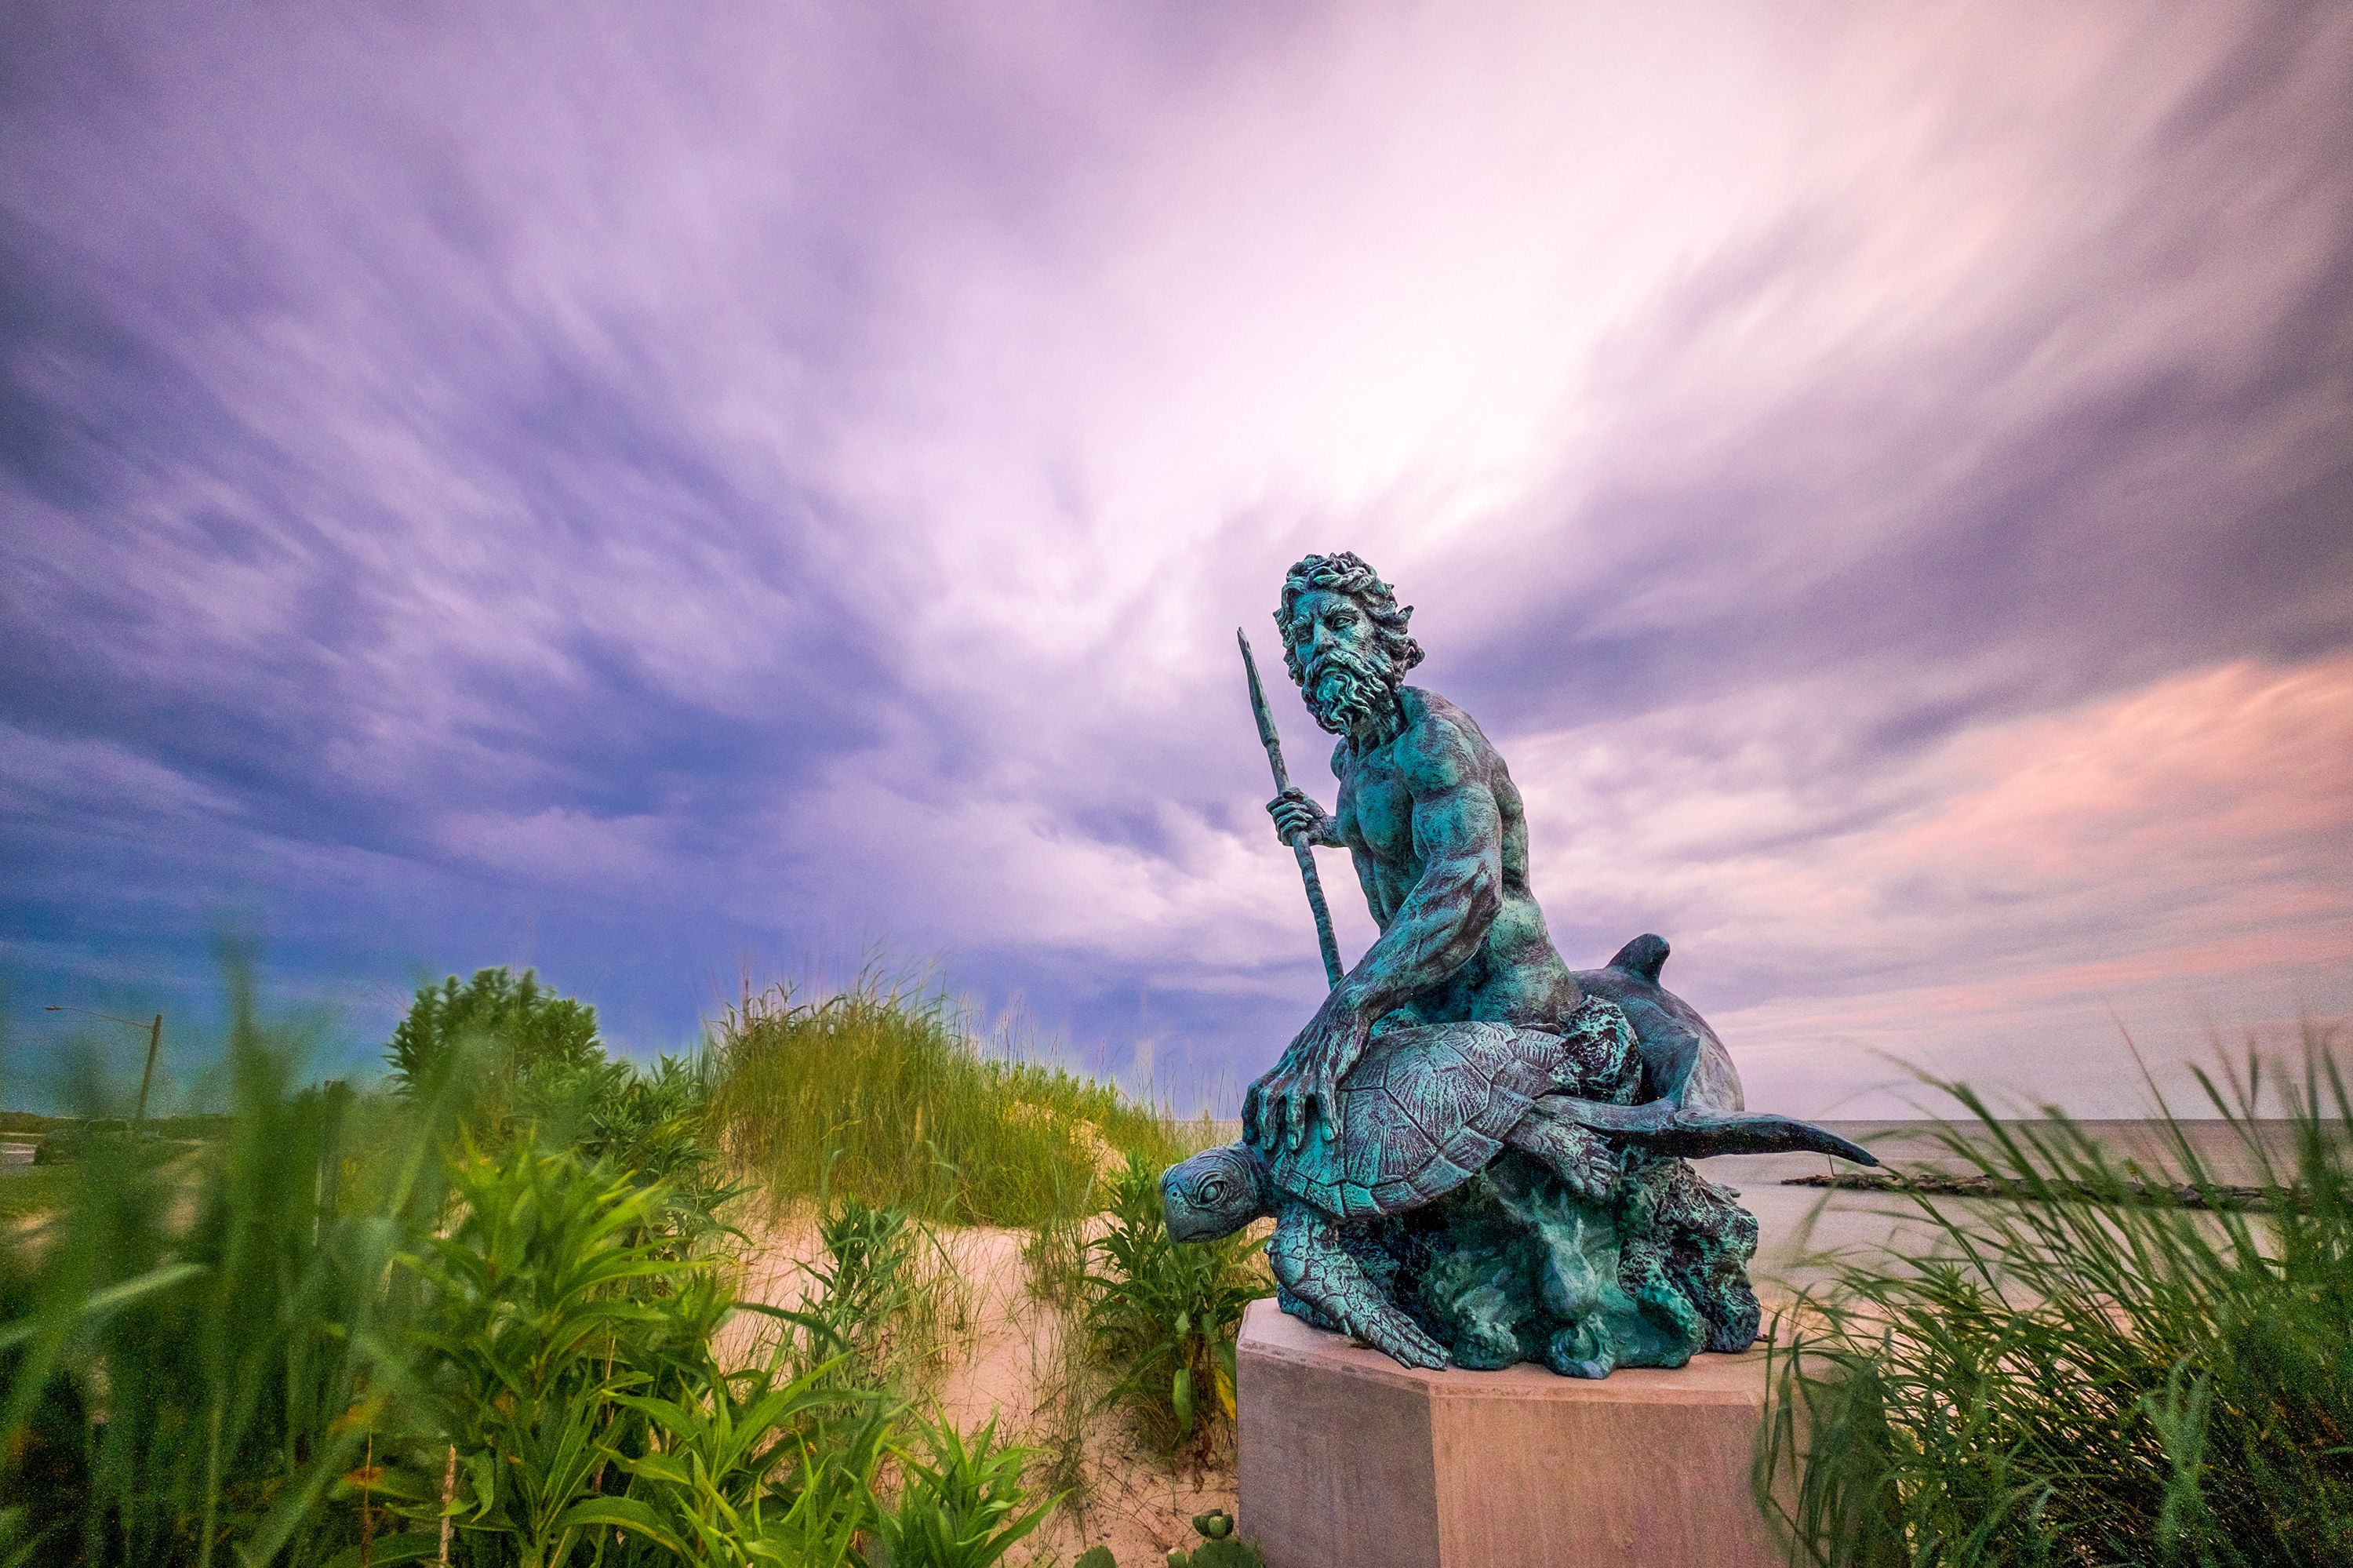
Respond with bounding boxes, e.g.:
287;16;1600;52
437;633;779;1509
3;1;2348;1111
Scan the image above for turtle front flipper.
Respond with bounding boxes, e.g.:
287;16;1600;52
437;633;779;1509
1269;1201;1448;1370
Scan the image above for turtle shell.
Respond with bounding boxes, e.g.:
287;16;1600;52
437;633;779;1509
1267;1021;1568;1221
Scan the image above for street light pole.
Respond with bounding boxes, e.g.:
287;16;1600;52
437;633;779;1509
42;1006;167;1134
135;1013;163;1132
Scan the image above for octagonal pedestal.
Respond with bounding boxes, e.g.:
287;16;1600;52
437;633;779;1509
1235;1299;1786;1568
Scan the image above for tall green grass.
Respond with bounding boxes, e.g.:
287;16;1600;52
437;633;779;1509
0;975;456;1566
711;973;1191;1227
1758;1031;2353;1567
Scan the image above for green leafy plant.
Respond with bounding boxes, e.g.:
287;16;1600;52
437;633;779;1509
1758;1032;2353;1568
578;1052;721;1180
3;961;1073;1568
387;968;739;1250
566;1050;743;1252
381;1157;941;1568
787;1195;928;1393
1081;1153;1270;1446
391;1140;704;1568
606;1355;887;1568
867;1414;1054;1568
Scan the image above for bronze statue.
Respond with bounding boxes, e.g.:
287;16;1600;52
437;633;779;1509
1165;552;1877;1374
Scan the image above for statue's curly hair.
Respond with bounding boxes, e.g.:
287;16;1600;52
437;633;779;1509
1275;552;1424;686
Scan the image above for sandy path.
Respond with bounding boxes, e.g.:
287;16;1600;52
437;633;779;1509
727;1213;1240;1568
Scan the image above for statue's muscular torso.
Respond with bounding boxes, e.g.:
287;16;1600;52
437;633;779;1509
1329;686;1581;1030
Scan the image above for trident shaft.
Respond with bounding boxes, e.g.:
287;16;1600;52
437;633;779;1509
1238;628;1345;990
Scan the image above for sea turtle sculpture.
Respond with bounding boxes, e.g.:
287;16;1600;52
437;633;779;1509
1163;970;1875;1370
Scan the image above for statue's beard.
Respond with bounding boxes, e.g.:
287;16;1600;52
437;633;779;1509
1301;642;1401;739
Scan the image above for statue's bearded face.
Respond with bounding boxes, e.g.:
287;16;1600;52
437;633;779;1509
1283;587;1402;737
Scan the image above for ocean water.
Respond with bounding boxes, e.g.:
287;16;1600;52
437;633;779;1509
1703;1119;2317;1297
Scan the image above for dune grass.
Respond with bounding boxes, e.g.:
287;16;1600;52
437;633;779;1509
710;972;1200;1228
1758;1031;2353;1568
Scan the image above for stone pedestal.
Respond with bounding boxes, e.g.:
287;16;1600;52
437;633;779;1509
1235;1299;1785;1568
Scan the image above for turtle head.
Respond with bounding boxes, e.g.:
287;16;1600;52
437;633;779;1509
1162;1144;1274;1242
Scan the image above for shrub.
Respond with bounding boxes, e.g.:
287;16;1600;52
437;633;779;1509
1758;1034;2353;1568
393;1141;731;1566
385;970;736;1249
793;1196;926;1391
380;1147;923;1568
606;1355;887;1568
386;966;601;1101
564;1050;740;1251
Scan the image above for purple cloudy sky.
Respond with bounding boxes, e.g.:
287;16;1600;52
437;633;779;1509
4;2;2350;1115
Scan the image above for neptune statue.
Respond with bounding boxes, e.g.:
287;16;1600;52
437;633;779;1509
1162;552;1876;1375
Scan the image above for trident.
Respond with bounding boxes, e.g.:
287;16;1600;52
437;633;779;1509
1237;628;1345;990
